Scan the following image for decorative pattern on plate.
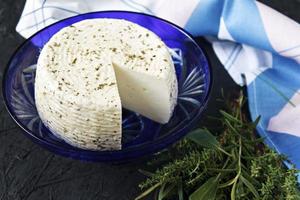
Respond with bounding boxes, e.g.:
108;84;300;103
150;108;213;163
155;49;207;139
11;65;41;133
178;66;206;118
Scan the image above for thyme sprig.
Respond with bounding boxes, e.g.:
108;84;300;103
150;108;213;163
136;92;300;200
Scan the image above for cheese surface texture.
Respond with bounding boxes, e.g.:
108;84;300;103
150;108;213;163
35;19;177;150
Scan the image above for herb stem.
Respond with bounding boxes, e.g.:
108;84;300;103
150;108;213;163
188;171;205;185
217;146;233;157
207;168;236;173
230;136;243;199
135;182;161;200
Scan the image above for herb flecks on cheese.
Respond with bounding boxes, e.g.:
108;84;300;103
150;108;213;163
35;19;177;150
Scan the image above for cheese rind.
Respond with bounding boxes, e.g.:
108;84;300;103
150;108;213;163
35;48;122;150
35;19;177;150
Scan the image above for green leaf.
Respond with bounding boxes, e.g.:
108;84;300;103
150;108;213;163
224;119;240;136
218;177;236;188
189;176;219;200
240;175;259;199
187;129;219;149
178;180;184;200
252;115;261;128
158;183;166;200
220;110;242;124
158;183;176;200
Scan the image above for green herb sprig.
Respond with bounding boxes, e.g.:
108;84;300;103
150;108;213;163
136;92;300;200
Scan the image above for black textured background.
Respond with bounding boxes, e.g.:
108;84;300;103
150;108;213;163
0;1;299;200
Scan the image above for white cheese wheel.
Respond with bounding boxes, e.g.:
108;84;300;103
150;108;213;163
35;19;177;150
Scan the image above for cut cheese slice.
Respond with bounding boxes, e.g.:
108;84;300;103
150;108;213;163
35;19;177;150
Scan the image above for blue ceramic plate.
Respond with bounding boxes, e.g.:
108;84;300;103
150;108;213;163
3;11;212;161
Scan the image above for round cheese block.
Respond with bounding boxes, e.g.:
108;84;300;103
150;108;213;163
35;19;177;150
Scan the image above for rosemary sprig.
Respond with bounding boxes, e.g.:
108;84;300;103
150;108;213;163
136;92;300;200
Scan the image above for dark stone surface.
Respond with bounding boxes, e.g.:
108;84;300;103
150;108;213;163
0;1;299;199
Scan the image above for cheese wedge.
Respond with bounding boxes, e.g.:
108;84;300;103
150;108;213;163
35;19;177;150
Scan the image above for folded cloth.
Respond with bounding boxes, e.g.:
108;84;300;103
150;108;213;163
16;0;300;179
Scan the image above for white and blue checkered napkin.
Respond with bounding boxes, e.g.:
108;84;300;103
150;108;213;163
16;0;300;179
